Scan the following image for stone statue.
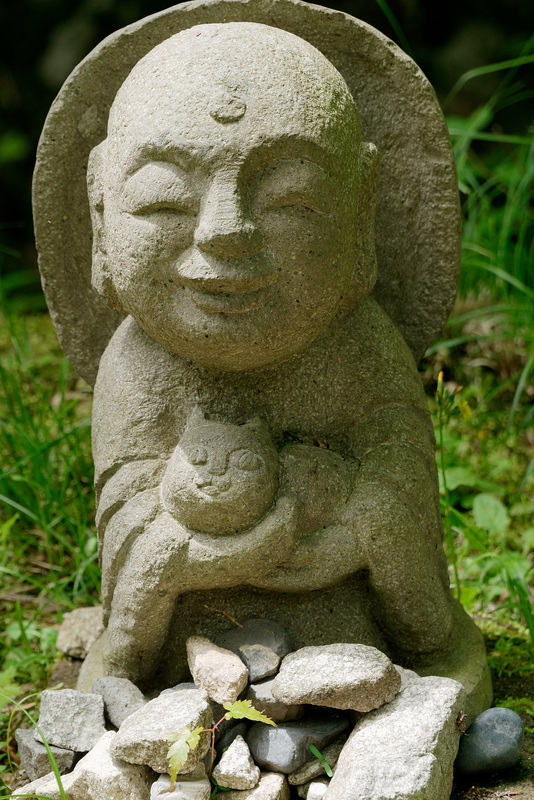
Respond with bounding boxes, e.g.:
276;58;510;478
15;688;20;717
33;0;491;724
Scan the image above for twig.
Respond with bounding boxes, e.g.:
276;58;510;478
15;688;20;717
203;603;243;628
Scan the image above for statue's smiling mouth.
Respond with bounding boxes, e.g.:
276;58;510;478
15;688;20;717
185;284;272;314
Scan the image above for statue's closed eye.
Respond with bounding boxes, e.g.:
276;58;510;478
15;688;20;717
186;445;208;465
229;449;262;470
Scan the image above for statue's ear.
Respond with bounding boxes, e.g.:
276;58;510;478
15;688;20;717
343;142;380;307
87;141;123;312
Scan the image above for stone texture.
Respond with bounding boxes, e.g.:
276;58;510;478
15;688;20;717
13;732;153;800
223;772;290;800
272;644;401;712
34;689;106;752
15;728;75;781
247;680;303;723
213;735;260;790
151;771;211;800
456;707;524;774
92;676;146;727
215;620;292;661
216;722;249;758
34;0;491;755
186;637;249;704
111;685;212;773
239;644;280;682
56;606;104;659
324;676;465;800
247;716;350;774
288;739;345;785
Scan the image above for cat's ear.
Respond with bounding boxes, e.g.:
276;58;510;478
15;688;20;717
186;407;208;428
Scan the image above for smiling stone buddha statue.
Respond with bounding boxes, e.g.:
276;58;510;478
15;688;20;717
33;0;491;736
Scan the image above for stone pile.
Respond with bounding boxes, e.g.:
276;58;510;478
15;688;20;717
14;619;469;800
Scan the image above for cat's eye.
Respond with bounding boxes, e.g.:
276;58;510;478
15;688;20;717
230;449;262;471
186;446;208;465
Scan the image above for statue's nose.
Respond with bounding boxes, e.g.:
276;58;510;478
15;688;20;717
194;175;262;259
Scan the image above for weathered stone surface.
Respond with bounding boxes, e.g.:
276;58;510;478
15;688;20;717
151;771;211;800
272;644;401;712
298;779;329;800
213;735;260;790
56;606;104;659
216;722;249;758
456;707;524;774
11;769;79;799
239;644;280;682
34;689;106;752
215;620;292;661
223;771;290;800
92;676;146;727
324;676;465;800
187;637;249;705
15;728;75;781
247;680;303;723
111;685;212;773
288;739;345;785
13;732;153;800
247;716;350;774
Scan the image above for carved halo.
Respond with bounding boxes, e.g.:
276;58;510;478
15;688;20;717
33;0;460;385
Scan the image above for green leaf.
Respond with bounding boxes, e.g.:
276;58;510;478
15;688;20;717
472;493;510;538
444;466;477;490
308;743;333;777
167;726;205;784
223;700;277;726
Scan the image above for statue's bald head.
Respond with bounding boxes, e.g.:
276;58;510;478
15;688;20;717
107;22;363;168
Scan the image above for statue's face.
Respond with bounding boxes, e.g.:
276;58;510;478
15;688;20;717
95;24;362;371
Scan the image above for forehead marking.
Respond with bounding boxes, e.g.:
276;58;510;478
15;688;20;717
210;87;247;123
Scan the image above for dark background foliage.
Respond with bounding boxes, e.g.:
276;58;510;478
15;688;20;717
1;0;533;299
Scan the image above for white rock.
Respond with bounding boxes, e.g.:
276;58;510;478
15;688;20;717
247;679;303;722
56;606;104;658
324;676;466;800
187;636;249;704
111;685;212;773
16;727;75;781
272;644;401;712
223;771;290;800
11;770;79;799
212;735;260;790
34;689;106;752
150;771;211;800
298;779;330;800
12;732;154;800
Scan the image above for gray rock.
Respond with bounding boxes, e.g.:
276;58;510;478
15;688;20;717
56;606;104;659
272;644;401;712
216;722;249;758
239;644;280;682
325;676;465;800
111;685;212;774
247;716;350;774
150;769;211;800
223;771;290;800
187;636;249;705
298;779;330;799
92;676;146;727
13;731;154;800
456;707;524;774
212;735;260;790
247;680;303;723
215;620;292;661
15;728;75;781
289;739;345;785
34;689;106;752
